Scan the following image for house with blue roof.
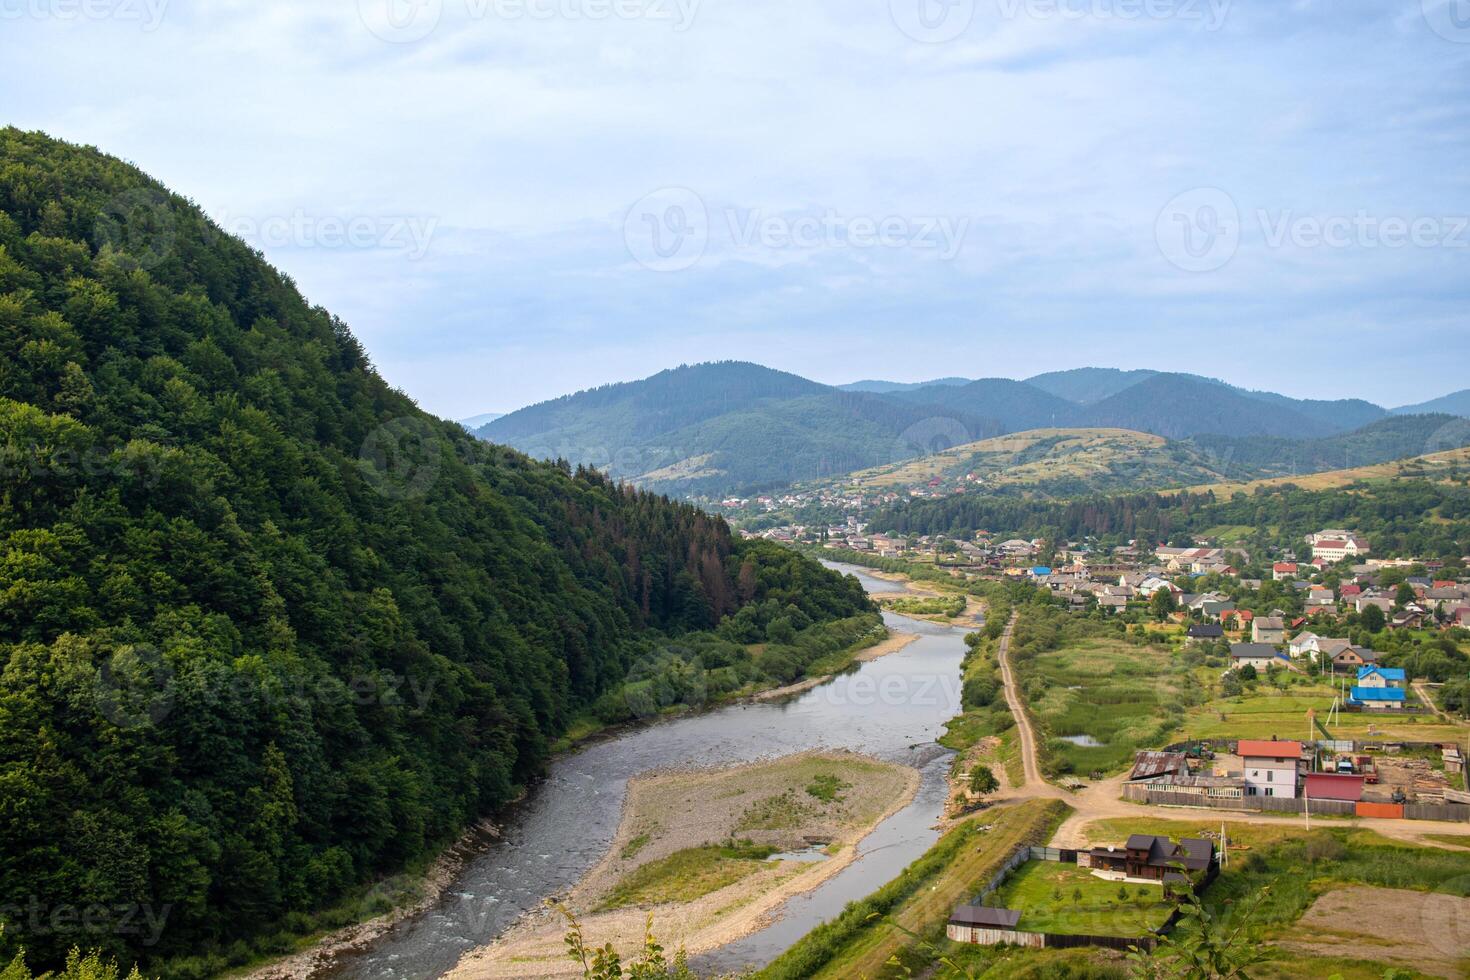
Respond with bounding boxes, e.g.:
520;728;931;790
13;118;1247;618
1356;666;1406;689
1349;686;1406;709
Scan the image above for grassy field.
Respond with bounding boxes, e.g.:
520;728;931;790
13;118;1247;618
1019;634;1191;777
1076;815;1470;979
993;859;1172;937
1172;445;1470;497
595;840;778;910
1180;672;1468;745
756;800;1070;980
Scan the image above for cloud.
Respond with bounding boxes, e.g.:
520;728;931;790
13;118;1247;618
1;0;1466;416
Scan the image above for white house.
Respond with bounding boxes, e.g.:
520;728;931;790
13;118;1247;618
1238;740;1303;799
1307;531;1370;563
1230;644;1280;672
1252;617;1286;645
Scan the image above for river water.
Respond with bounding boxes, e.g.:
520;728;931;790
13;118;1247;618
327;562;972;979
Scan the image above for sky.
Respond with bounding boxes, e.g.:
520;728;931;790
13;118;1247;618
2;0;1469;419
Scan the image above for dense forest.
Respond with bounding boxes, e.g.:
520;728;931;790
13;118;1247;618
871;480;1470;558
0;129;871;975
480;363;1004;496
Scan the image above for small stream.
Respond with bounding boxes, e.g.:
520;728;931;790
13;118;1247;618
325;561;972;979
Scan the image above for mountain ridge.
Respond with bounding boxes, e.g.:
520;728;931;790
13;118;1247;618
478;361;1469;498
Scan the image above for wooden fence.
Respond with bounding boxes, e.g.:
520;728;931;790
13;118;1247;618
1122;784;1459;819
954;844;1214;953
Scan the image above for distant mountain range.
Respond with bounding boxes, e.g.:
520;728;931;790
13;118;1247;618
471;362;1470;497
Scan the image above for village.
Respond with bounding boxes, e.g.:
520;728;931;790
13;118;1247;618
732;519;1470;958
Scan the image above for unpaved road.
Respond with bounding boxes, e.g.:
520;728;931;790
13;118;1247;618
994;609;1051;793
983;609;1470;852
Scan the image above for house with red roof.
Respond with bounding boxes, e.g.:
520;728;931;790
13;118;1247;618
1238;740;1304;799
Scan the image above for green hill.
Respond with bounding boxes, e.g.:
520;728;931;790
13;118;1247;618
798;428;1230;498
0;129;871;974
482;366;1003;495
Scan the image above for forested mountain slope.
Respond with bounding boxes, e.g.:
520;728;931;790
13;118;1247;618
0;129;871;974
482;365;1003;495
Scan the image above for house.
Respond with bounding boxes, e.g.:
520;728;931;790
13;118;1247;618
1355;595;1394;615
1356;666;1406;689
1186;624;1224;644
1081;835;1214;882
1129;751;1190;781
1273;562;1298;581
1331;645;1378;673
1391;611;1426;630
1230;643;1281;672
1304;773;1365;803
1252;617;1287;645
1288;632;1322;658
1197;599;1237;620
1350;686;1407;709
1307;531;1370;562
1425;587;1468;611
946;905;1023;945
1237;740;1304;798
1457;607;1470;628
1220;609;1254;630
1306;589;1337;611
1098;595;1129;613
1139;575;1181;596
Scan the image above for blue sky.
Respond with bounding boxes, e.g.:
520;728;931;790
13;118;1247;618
2;0;1468;418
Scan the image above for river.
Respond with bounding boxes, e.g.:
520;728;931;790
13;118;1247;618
325;561;972;979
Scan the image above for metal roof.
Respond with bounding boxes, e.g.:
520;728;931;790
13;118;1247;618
948;904;1021;929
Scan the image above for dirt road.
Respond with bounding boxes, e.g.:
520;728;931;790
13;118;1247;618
981;610;1470;852
994;609;1050;793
